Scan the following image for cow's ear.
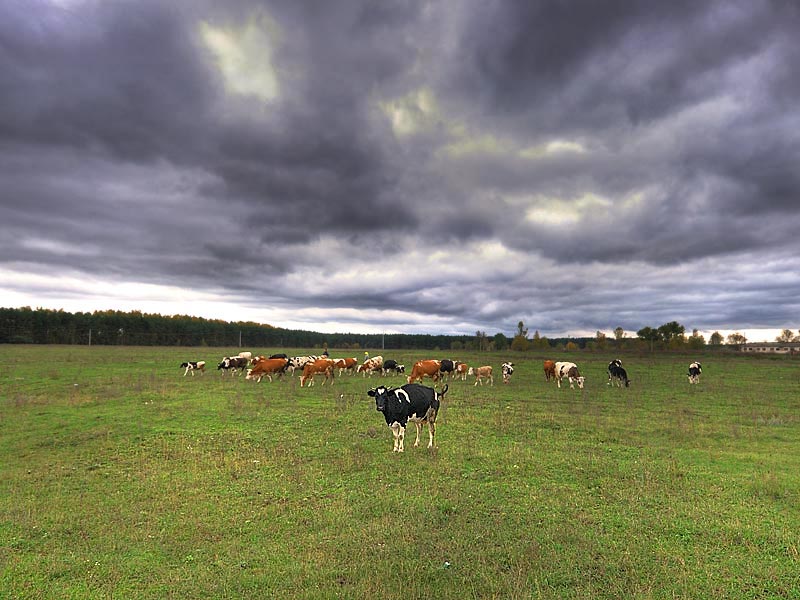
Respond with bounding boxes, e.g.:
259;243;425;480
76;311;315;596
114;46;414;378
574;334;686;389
367;389;376;397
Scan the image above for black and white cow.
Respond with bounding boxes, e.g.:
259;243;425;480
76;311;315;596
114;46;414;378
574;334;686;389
382;359;405;375
608;364;631;387
439;359;456;380
368;383;448;452
180;361;205;376
607;359;623;384
554;361;585;389
688;361;702;384
286;355;320;376
217;356;249;376
268;353;288;360
501;362;514;384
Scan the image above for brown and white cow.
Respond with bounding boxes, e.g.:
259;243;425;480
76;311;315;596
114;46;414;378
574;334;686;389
357;356;384;377
543;360;556;382
245;358;288;383
454;362;469;381
468;365;493;386
555;361;585;389
300;359;336;387
407;360;441;384
333;357;358;376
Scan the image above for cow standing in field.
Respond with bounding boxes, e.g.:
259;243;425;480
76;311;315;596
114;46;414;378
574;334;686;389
407;360;441;384
439;359;456;380
333;357;358;376
300;359;336;387
501;362;514;384
358;356;384;377
245;358;288;382
688;361;702;384
554;361;585;389
382;359;405;376
608;364;631;387
543;360;556;382
180;361;205;376
368;383;448;452
218;356;249;376
607;359;623;384
286;355;320;376
468;365;493;386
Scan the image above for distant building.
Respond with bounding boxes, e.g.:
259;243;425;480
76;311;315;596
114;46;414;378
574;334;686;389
739;342;800;354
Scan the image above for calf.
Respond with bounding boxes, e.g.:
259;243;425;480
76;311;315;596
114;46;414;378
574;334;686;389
407;360;441;384
501;362;514;384
687;361;702;384
608;364;630;387
555;361;585;389
543;360;556;382
245;358;288;383
454;362;469;381
368;383;448;452
180;361;205;376
300;359;336;387
468;365;493;386
382;359;405;375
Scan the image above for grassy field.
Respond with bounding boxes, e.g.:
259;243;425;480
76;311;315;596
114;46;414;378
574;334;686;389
1;345;799;599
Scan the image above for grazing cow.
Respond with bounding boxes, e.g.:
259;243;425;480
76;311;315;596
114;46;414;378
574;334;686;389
407;360;442;384
237;351;252;360
357;356;384;377
333;357;358;376
382;359;405;375
368;383;448;452
217;356;249;376
439;359;456;380
180;361;205;376
286;355;320;376
501;362;514;384
688;361;702;384
269;353;288;360
454;362;469;381
468;365;493;386
554;361;585;389
608;364;631;387
607;359;623;384
543;360;556;382
245;358;288;382
300;359;336;387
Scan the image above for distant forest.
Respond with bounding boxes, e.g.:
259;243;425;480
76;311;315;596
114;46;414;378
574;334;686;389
0;306;530;351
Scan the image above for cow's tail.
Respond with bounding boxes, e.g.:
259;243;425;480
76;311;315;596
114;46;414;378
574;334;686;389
435;384;449;408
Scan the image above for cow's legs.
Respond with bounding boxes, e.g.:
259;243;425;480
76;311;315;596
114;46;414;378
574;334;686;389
412;422;422;447
390;423;405;452
427;422;435;449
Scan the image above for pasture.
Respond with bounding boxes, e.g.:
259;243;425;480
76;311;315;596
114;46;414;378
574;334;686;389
1;345;799;599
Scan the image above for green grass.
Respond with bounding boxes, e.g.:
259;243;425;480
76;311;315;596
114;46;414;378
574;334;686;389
2;346;800;598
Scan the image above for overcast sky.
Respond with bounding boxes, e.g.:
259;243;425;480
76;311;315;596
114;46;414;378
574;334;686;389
1;0;798;341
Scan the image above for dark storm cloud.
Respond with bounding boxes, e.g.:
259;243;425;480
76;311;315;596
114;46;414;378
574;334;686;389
1;0;798;336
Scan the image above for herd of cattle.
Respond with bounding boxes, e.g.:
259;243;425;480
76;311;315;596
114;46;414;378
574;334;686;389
179;353;704;452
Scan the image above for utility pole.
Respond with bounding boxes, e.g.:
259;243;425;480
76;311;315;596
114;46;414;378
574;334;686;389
88;328;92;346
239;330;242;348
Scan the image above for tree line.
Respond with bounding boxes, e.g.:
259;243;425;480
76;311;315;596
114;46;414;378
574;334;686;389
2;308;794;352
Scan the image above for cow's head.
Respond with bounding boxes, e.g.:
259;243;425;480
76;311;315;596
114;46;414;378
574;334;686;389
217;358;230;369
576;376;586;389
368;386;389;412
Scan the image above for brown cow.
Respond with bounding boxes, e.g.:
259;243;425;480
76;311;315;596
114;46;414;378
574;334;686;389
300;359;336;387
468;365;493;386
407;360;441;384
245;358;288;383
333;357;358;376
543;360;556;382
454;362;469;381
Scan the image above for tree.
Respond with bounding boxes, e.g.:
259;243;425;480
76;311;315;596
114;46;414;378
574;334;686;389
776;329;795;343
637;326;660;351
510;335;530;352
613;327;625;340
475;330;488;351
687;329;705;350
595;330;608;350
727;332;747;345
709;331;724;345
493;333;508;351
516;321;528;338
657;321;686;343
